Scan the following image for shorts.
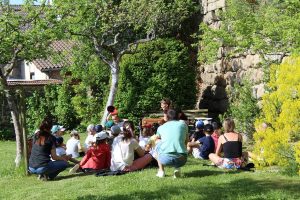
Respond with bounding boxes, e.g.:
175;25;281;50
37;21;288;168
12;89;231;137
216;158;245;169
158;153;187;168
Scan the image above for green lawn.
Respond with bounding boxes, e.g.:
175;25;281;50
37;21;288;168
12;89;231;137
1;141;300;200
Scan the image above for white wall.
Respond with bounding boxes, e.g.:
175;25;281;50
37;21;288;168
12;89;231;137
23;62;49;80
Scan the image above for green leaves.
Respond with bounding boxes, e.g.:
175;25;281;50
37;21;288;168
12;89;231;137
198;0;300;63
116;38;196;119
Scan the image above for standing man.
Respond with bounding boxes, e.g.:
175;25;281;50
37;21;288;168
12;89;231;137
155;109;188;178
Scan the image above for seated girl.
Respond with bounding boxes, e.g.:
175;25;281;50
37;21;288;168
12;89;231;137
110;121;152;172
139;125;153;150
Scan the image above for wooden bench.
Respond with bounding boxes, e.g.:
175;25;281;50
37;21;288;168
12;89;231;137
141;109;209;127
141;117;165;127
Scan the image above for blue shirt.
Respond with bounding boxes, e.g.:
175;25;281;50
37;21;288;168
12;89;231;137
157;120;188;155
198;135;215;159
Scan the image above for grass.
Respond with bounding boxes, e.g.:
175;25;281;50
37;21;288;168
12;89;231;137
1;141;300;200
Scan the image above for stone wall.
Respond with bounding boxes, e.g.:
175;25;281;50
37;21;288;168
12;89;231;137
197;0;267;118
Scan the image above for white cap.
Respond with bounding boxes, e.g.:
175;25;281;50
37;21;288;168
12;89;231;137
93;131;108;142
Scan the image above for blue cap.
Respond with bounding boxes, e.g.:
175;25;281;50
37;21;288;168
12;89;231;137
51;125;65;134
95;124;103;133
195;120;204;129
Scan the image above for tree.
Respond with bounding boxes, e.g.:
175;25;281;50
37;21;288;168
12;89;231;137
51;0;197;125
0;1;55;166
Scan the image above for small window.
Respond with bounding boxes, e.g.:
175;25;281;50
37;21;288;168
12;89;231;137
30;72;35;80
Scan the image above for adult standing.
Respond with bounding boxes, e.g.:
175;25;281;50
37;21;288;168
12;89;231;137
29;118;68;180
155;109;188;178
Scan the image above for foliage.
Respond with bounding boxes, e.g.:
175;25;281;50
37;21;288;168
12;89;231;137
50;0;198;124
198;0;300;63
55;82;78;130
25;85;58;135
65;45;110;128
116;38;196;119
253;56;300;174
222;79;259;139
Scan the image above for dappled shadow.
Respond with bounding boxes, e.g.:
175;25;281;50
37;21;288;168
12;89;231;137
184;169;226;178
75;177;300;200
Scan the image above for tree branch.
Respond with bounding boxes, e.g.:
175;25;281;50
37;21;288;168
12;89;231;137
3;48;21;78
120;29;156;56
92;36;111;66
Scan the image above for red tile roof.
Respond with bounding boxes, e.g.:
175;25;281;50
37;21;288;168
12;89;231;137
32;40;75;71
7;79;62;86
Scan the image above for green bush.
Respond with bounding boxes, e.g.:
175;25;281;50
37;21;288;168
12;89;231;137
116;38;196;119
222;79;259;139
253;56;300;175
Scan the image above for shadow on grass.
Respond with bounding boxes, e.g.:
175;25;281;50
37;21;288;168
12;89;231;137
54;172;95;181
75;177;300;200
184;169;229;178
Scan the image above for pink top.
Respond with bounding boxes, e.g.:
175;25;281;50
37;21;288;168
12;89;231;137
211;132;220;153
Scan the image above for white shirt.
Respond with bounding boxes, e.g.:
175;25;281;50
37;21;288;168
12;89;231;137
138;136;150;150
66;137;80;158
84;135;94;150
56;147;66;156
110;135;139;171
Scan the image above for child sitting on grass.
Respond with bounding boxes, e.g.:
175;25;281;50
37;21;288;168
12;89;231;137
55;137;79;164
139;125;153;150
69;131;111;174
187;124;215;160
66;130;85;158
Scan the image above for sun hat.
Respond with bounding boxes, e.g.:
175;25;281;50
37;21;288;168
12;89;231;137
93;131;108;142
51;125;66;134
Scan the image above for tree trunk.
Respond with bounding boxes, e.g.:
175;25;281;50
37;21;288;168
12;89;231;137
101;60;119;125
4;89;23;167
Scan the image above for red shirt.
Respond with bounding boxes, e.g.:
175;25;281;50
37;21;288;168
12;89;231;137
211;132;220;153
80;143;111;170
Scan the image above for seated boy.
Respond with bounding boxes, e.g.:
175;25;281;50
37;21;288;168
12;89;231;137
187;124;215;159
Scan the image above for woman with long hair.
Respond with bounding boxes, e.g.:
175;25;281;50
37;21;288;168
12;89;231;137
110;121;152;172
209;118;248;169
29;118;68;180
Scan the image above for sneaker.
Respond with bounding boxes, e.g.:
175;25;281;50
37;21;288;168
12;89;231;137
173;169;181;178
37;174;48;181
69;164;80;174
156;170;165;178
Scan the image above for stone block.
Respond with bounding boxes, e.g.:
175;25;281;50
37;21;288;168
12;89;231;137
207;0;225;12
224;72;236;86
253;83;265;100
